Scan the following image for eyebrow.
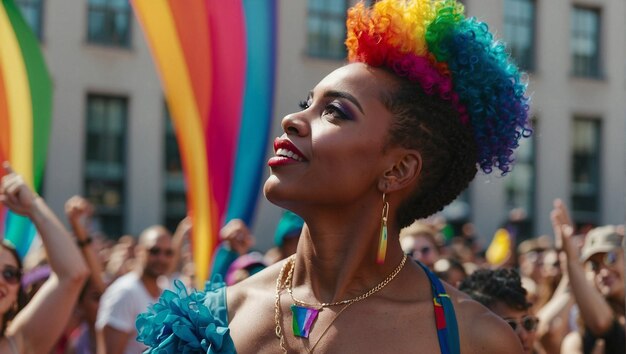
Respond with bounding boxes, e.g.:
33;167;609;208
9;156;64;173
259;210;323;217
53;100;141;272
310;90;365;114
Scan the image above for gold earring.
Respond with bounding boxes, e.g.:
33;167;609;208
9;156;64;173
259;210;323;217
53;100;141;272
376;193;389;264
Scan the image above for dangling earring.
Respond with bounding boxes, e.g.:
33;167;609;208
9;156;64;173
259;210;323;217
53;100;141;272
377;193;389;264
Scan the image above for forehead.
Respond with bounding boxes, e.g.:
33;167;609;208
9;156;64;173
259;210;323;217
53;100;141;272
314;63;395;102
490;300;529;319
0;247;19;267
141;230;172;248
588;249;621;262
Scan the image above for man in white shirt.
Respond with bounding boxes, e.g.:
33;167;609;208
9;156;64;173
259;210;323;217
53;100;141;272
96;225;174;354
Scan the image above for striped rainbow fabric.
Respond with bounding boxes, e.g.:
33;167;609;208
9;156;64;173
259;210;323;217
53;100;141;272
0;0;53;258
131;0;276;287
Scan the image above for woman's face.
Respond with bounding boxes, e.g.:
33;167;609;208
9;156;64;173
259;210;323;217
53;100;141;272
587;249;625;301
264;63;401;209
79;281;102;325
490;301;538;354
0;248;20;316
401;234;439;268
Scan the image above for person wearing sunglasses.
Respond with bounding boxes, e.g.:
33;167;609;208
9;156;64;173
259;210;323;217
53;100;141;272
558;223;625;354
399;221;441;270
460;268;539;354
0;163;89;354
0;242;27;337
96;225;175;354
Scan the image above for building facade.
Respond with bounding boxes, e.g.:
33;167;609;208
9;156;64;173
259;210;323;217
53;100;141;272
18;0;625;248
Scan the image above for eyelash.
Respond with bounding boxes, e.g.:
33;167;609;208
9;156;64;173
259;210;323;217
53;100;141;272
298;99;350;121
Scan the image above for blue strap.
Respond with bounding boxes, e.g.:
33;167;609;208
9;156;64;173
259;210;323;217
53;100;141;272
417;261;461;354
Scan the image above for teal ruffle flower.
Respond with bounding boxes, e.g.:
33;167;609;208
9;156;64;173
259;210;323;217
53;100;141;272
136;278;236;354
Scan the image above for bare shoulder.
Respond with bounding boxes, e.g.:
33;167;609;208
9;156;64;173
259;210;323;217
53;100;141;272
445;285;524;354
226;259;285;316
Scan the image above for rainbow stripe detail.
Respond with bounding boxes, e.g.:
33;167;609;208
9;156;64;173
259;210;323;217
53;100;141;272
0;0;52;257
376;221;387;264
291;304;320;338
131;0;276;286
346;0;530;174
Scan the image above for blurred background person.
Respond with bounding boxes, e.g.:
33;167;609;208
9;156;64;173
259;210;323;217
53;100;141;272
95;225;174;354
399;221;441;269
0;164;88;354
460;268;540;354
559;224;624;354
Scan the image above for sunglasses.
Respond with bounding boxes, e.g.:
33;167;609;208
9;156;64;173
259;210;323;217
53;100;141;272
505;316;539;333
407;246;432;258
148;247;174;257
1;266;22;285
588;251;619;272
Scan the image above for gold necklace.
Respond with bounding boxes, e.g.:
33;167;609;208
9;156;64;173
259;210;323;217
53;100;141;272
274;254;408;353
286;255;407;309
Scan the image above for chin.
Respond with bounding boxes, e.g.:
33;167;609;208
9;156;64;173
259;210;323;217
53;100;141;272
263;176;292;208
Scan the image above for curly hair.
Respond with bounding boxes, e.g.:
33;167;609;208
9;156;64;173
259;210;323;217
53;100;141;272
346;0;531;225
382;76;477;225
458;268;531;311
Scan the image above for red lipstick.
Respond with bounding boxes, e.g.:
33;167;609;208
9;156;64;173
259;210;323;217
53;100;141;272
268;137;307;167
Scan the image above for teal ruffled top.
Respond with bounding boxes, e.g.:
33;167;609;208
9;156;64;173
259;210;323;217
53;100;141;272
135;277;236;354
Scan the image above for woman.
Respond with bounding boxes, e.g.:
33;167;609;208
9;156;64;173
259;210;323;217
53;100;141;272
557;220;625;354
0;242;27;336
0;164;89;354
137;0;530;353
400;221;441;269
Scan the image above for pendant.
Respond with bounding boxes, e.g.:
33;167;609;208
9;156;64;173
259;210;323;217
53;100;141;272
291;304;320;338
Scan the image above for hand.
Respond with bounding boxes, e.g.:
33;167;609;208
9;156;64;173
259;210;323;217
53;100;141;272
220;219;254;255
551;199;580;262
550;199;573;251
174;216;192;240
64;195;94;225
0;162;39;217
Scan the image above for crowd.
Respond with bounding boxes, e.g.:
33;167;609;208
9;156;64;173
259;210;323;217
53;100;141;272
0;161;622;354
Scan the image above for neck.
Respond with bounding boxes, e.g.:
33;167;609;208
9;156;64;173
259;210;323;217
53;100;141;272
140;270;161;298
290;204;406;305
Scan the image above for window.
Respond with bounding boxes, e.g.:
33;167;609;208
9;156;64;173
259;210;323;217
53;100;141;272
571;119;601;225
504;0;535;71
571;7;601;78
306;0;348;59
505;120;536;239
163;107;187;232
87;0;131;47
85;95;128;237
15;0;44;39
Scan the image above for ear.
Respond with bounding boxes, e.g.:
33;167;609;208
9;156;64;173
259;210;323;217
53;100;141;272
378;149;422;193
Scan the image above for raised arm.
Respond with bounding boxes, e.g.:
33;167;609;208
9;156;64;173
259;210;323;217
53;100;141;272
169;216;192;275
210;219;255;280
65;195;106;294
0;163;89;354
552;199;614;336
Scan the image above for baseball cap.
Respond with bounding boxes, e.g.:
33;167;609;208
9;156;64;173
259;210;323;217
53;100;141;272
580;225;623;262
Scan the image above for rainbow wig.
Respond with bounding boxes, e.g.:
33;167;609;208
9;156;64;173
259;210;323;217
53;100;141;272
346;0;531;174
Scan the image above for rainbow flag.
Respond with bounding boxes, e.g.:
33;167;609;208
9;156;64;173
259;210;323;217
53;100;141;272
131;0;276;286
0;0;52;258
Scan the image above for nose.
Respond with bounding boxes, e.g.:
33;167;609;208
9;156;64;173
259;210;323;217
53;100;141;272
281;111;309;137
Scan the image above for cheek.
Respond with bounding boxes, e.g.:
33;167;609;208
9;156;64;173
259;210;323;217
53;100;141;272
7;285;19;301
312;132;384;179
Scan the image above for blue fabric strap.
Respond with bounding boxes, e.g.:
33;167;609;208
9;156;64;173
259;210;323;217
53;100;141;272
417;261;461;354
